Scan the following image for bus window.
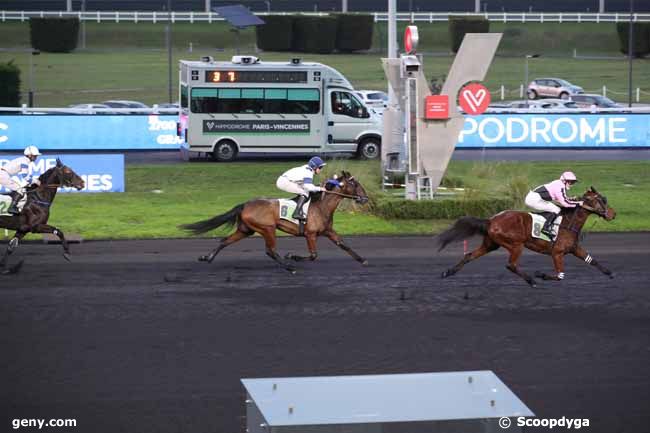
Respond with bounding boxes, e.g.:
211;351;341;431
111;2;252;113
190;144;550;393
190;87;320;114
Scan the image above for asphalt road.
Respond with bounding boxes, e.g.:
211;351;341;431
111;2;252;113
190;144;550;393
1;234;649;433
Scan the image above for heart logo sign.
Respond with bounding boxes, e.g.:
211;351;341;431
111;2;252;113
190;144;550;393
458;82;491;115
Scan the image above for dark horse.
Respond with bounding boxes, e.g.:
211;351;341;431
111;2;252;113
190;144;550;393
437;187;616;287
180;171;369;273
0;159;85;273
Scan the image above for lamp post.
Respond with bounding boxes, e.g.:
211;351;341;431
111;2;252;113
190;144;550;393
28;49;40;108
524;54;540;107
166;0;173;103
628;0;634;107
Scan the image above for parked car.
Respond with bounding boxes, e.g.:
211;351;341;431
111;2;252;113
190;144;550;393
102;100;150;113
508;99;578;109
527;78;583;100
571;94;620;108
354;90;388;114
68;103;113;114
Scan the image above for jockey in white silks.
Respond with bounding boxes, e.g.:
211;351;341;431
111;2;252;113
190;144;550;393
0;146;41;215
276;156;326;221
525;171;583;237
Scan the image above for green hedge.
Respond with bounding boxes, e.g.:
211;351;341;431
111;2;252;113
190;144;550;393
292;15;338;54
29;17;79;53
374;197;513;219
448;16;490;53
335;14;373;52
0;61;21;106
255;15;294;52
616;22;650;58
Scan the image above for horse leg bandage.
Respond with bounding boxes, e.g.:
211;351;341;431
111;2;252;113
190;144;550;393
584;254;593;264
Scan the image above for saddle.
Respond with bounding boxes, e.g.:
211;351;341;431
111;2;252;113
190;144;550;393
529;212;562;241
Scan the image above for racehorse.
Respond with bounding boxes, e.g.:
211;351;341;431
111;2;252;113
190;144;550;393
437;187;616;287
0;159;85;273
180;171;369;273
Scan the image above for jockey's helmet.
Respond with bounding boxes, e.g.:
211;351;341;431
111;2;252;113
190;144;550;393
560;171;577;183
24;145;41;157
308;156;326;170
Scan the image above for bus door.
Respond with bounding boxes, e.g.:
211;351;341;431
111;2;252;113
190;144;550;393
327;90;372;147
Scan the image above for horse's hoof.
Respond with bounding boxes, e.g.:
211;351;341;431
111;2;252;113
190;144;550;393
608;273;615;279
62;252;71;262
284;252;293;260
441;270;450;279
2;260;24;275
198;255;208;262
361;259;368;266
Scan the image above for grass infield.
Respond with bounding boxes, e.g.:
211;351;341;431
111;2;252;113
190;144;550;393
7;159;646;240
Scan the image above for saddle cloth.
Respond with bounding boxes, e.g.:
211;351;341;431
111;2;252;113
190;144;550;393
529;212;562;242
0;193;26;216
278;197;310;224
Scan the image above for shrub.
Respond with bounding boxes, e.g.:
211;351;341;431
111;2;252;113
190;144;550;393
29;17;79;53
374;196;514;219
292;15;338;54
616;22;650;58
448;16;490;53
255;15;294;52
335;14;373;52
0;61;21;106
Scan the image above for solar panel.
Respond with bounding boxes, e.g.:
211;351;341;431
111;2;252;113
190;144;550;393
213;5;265;28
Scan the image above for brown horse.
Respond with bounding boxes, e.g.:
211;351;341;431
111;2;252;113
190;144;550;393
437;187;616;287
180;171;369;273
0;159;85;272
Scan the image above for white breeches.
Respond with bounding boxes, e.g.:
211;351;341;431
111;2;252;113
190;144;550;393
276;176;308;197
525;191;561;214
0;170;21;192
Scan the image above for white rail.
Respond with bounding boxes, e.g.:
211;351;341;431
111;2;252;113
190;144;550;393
1;11;650;23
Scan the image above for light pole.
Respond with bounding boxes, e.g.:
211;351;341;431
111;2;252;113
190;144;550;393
166;0;173;103
524;54;540;107
264;1;270;13
28;49;40;108
628;0;634;107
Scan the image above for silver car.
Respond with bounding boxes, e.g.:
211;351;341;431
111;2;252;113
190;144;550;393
527;78;583;100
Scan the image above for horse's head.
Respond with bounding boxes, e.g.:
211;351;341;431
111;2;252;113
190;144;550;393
327;171;369;204
581;186;615;221
48;158;85;190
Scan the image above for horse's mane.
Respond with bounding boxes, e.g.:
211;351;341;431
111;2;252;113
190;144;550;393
37;166;58;184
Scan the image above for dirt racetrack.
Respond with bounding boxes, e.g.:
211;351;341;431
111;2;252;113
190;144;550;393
1;234;649;433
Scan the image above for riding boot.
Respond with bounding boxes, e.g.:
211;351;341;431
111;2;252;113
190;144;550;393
292;195;308;221
541;213;557;237
7;192;23;215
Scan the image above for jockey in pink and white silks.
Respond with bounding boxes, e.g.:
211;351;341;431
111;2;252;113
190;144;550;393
0;146;41;215
525;171;584;237
276;156;326;221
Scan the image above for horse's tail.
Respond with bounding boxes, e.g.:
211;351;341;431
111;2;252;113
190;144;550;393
436;216;489;251
179;203;245;235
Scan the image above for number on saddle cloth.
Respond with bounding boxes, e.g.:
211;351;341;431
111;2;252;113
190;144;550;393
529;212;562;241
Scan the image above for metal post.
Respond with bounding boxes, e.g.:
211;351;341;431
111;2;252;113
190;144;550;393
264;1;271;13
205;0;211;13
81;0;86;49
66;0;72;12
599;0;605;13
342;0;348;13
524;56;528;107
167;0;173;103
28;52;34;107
628;0;634;108
475;0;481;13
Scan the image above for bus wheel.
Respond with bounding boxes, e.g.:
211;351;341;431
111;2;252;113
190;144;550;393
357;138;380;160
212;140;238;162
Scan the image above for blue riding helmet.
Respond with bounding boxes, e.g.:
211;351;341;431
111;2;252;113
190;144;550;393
308;156;326;170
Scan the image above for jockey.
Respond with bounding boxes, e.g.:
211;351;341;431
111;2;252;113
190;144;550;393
0;146;41;215
276;156;326;221
525;171;583;237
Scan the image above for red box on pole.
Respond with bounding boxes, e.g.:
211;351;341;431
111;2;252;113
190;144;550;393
425;95;449;119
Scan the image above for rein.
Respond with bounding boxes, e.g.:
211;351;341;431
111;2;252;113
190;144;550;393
324;190;361;200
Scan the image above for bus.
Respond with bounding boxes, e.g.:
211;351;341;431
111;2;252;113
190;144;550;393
178;55;382;161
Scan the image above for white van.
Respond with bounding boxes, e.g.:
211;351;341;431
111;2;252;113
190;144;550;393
178;56;382;161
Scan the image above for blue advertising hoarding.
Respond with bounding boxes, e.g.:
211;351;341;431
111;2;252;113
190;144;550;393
0;113;648;150
0;115;181;150
457;113;650;148
0;154;124;193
